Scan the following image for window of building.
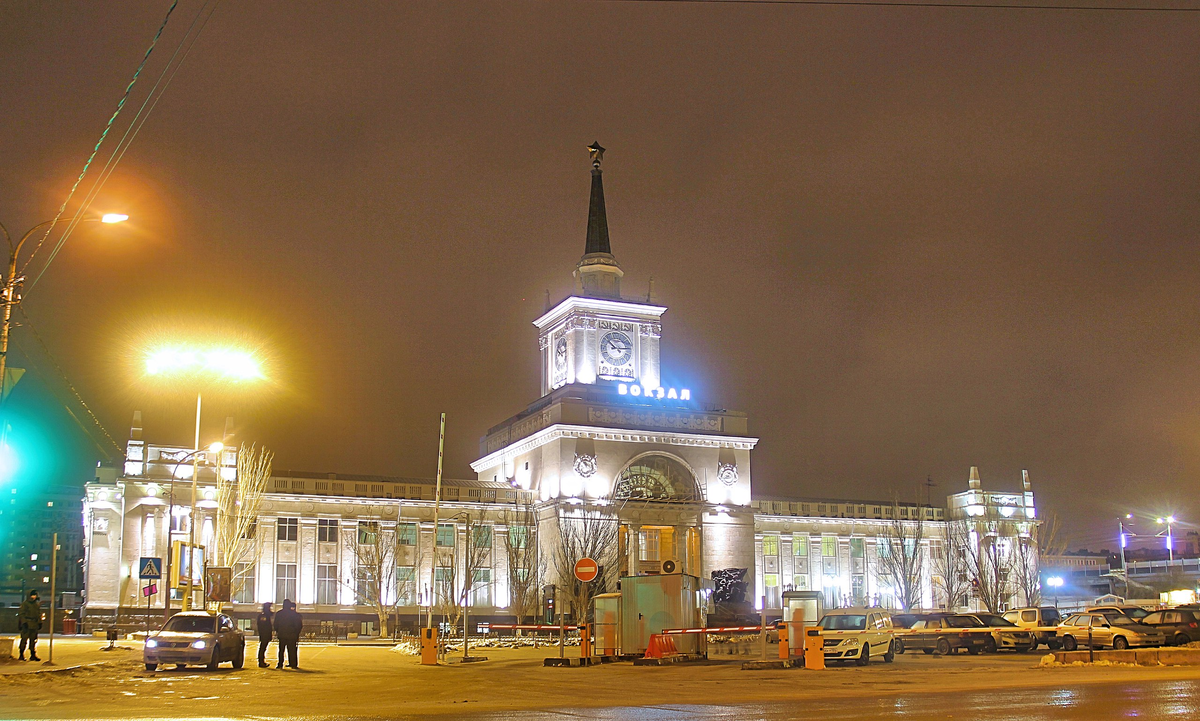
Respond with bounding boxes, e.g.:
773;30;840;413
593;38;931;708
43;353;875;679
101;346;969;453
472;525;492;549
792;574;809;590
233;562;255;604
358;522;379;545
876;537;890;557
764;573;778;587
433;566;453;604
276;563;297;602
396;566;416;605
241;520;257;540
318;519;338;543
639;529;661;562
471;569;491;606
277;518;298;541
793;534;808;557
762;535;779;556
436;524;455;547
851;574;865;604
509;525;531;549
850;538;865;558
317;564;339;604
821;537;837;557
396;522;417;546
355;566;378;604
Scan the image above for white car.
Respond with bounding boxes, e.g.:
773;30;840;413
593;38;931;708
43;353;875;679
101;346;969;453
816;608;896;665
144;611;246;671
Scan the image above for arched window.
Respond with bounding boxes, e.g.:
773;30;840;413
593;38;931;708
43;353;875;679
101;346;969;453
613;454;701;502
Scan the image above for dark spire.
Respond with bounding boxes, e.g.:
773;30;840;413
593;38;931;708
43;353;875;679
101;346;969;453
585;141;611;255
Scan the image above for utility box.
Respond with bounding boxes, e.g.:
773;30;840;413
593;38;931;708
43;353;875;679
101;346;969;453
619;573;704;657
592;593;621;657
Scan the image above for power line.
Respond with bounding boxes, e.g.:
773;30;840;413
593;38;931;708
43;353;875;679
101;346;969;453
595;0;1200;11
26;0;223;293
19;0;181;278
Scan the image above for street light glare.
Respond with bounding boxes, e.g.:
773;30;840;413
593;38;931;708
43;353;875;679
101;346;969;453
207;442;224;454
1168;515;1177;524
146;346;264;381
100;213;129;224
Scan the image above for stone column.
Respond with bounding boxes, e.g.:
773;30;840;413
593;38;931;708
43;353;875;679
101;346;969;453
299;518;318;606
627;523;642;576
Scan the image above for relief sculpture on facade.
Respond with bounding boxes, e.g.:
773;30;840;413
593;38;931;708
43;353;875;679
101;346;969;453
587;407;722;432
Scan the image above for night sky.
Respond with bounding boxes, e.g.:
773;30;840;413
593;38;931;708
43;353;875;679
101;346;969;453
2;1;1198;548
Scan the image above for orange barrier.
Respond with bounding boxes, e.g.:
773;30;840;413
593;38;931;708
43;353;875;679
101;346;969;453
644;634;680;659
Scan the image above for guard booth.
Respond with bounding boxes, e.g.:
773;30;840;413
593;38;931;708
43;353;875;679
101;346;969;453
592;593;621;657
619;573;704;656
781;590;823;657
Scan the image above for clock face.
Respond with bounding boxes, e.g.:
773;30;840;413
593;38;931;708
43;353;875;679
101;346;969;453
600;331;633;366
554;338;567;368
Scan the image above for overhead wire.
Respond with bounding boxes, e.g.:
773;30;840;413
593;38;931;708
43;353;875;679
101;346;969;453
12;307;122;459
25;0;222;293
18;0;181;281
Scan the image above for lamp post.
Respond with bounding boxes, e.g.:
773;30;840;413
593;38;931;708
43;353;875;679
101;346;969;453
1046;576;1063;608
145;344;263;610
1119;514;1132;599
161;443;223;619
0;214;128;405
1157;516;1177;564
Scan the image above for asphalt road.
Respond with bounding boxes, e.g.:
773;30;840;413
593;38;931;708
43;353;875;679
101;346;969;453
454;679;1200;719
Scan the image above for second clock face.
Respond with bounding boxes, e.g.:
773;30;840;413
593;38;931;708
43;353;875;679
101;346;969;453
554;338;567;368
600;331;633;366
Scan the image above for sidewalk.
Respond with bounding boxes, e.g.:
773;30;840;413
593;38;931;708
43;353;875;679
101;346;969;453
0;635;135;675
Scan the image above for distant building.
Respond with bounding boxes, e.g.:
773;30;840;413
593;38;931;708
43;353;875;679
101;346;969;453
0;485;85;609
81;145;1040;632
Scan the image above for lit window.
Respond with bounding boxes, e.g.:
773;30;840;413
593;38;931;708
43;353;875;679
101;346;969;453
30;553;37;561
822;537;837;557
42;576;49;583
762;535;779;556
793;535;807;557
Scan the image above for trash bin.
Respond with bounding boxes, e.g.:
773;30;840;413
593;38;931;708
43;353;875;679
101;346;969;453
62;618;77;635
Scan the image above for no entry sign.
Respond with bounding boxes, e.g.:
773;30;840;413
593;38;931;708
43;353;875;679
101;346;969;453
574;557;599;583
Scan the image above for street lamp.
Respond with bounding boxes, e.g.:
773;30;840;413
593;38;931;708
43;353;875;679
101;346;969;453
0;214;129;405
145;343;263;610
161;442;223;618
1157;516;1177;564
1046;576;1063;608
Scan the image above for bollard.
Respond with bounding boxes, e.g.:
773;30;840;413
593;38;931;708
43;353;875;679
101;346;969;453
778;622;789;660
420;627;439;666
804;627;825;670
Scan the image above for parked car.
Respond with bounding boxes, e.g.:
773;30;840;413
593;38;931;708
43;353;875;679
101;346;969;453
1086;604;1150;621
1002;606;1063;650
961;613;1035;653
1139;609;1200;646
816;608;896;666
889;613;926;629
901;614;990;655
1056;611;1165;650
144;611;245;671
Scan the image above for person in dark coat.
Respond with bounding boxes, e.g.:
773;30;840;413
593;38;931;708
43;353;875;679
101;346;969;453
273;599;302;669
255;602;274;668
18;590;43;661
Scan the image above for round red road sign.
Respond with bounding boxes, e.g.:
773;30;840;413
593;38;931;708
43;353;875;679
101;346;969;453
574;557;599;583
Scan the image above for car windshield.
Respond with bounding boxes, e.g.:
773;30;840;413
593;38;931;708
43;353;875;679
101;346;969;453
945;616;985;628
162;616;216;634
976;614;1014;627
1102;613;1137;626
1042;609;1061;625
819;615;867;631
1124;607;1149;620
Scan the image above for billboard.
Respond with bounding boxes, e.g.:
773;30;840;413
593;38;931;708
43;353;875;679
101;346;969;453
171;540;205;589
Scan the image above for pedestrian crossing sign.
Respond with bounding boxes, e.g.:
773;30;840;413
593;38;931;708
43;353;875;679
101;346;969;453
139;557;162;579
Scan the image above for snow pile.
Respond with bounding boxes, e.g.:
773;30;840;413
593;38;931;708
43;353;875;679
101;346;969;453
1038;654;1146;668
390;639;422;655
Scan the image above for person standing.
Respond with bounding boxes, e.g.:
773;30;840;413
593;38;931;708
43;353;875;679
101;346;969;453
274;599;302;669
18;590;43;661
255;602;274;668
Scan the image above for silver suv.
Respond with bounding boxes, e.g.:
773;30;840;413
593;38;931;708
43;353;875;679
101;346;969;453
1002;606;1062;650
144;611;246;671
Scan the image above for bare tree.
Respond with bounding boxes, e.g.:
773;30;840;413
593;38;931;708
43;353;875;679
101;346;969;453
344;520;415;635
1038;512;1069;558
876;502;925;611
502;499;543;627
553;505;619;623
1012;535;1041;607
431;514;491;637
215;444;272;601
932;519;971;611
965;523;1014;613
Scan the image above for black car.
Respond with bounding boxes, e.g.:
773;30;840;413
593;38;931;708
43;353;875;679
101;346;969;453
1139;609;1200;646
901;614;990;655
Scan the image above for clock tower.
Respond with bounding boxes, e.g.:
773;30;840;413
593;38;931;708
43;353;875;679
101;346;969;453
535;143;666;396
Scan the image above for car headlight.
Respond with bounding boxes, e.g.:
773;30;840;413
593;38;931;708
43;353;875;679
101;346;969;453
145;639;158;649
191;640;207;650
843;637;860;645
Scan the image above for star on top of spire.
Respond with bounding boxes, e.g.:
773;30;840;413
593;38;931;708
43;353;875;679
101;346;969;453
588;141;605;169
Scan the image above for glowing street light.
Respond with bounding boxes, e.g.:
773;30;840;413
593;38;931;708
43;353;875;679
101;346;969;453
0;213;130;406
144;342;264;610
1046;576;1064;607
1157;516;1178;563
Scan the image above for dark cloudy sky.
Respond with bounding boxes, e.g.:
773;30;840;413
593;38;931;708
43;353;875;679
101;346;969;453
2;1;1198;547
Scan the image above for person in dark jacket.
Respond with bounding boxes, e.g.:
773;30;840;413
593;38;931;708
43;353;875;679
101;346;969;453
255;602;274;668
18;590;43;661
273;599;302;669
